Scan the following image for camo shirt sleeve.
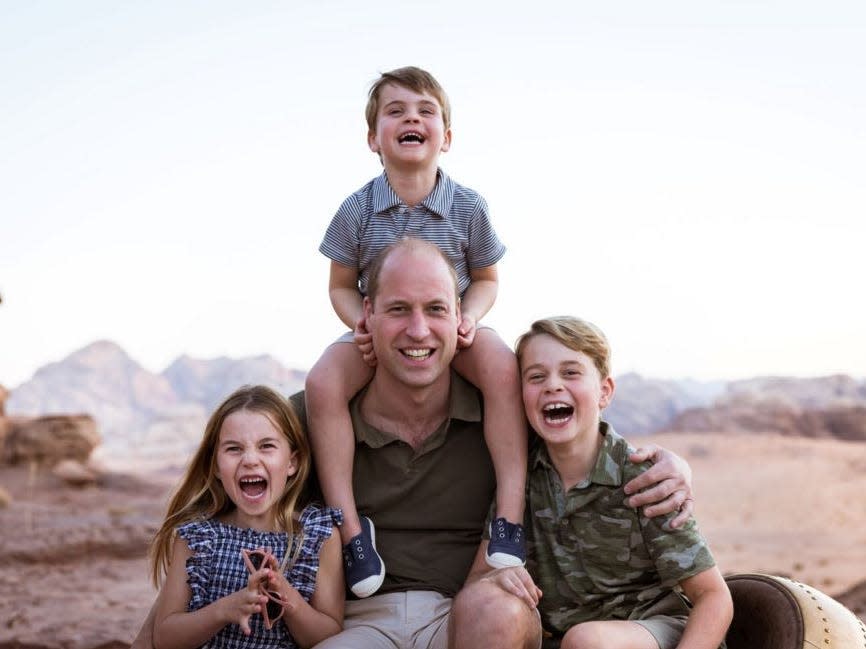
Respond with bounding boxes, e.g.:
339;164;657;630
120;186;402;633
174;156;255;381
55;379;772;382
625;460;716;587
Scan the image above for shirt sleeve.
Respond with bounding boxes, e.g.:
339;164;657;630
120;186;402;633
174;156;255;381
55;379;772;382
319;194;363;269
637;508;717;587
465;193;506;269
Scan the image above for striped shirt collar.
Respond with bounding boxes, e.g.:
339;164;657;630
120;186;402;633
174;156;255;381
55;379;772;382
371;168;455;219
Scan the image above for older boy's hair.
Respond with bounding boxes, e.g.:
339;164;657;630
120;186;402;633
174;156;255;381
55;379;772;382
515;316;612;380
365;66;452;133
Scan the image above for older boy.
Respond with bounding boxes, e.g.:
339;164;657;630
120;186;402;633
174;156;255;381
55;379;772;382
475;317;732;649
305;67;528;597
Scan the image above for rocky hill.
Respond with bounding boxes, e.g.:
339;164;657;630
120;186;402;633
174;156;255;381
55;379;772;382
6;341;306;466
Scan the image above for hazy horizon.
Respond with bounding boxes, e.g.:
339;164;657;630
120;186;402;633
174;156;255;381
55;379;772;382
2;2;864;386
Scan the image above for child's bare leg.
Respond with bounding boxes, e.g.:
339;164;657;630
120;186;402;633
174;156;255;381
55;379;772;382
452;328;527;526
305;341;374;543
561;620;658;649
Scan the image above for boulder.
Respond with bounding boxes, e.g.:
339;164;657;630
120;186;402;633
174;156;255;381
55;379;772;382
2;414;101;465
52;458;99;486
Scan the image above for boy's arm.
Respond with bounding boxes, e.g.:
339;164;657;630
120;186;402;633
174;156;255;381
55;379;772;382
675;566;733;649
624;444;694;527
328;261;364;330
458;264;499;348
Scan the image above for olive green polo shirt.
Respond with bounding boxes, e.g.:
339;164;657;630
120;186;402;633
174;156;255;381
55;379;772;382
292;371;495;598
526;422;716;638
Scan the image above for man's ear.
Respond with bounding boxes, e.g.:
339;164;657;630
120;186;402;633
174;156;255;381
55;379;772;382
599;375;616;410
363;295;374;321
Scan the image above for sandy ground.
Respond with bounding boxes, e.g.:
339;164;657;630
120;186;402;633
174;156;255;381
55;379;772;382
0;431;864;649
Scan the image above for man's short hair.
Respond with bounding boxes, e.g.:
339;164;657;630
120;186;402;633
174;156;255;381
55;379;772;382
365;66;452;134
515;316;612;380
366;238;459;305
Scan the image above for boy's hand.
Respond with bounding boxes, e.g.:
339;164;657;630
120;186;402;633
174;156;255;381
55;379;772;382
354;317;377;367
624;445;694;528
457;314;478;349
482;567;542;609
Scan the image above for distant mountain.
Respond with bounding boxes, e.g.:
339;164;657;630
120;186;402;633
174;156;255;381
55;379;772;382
668;374;866;441
7;342;866;464
6;341;306;463
604;372;725;435
164;354;306;413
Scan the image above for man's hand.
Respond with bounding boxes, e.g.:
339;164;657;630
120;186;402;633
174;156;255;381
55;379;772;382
457;314;478;349
481;567;543;609
354;317;377;367
625;444;694;528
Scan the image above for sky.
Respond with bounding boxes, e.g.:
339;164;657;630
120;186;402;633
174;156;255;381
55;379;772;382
1;1;865;387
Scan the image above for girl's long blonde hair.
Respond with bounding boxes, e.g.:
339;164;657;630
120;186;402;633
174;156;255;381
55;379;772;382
150;385;311;587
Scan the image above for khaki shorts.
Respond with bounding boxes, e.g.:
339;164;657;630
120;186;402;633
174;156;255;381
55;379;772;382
314;591;451;649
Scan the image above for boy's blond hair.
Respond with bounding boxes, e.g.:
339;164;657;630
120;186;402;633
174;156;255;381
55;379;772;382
365;66;451;133
515;316;612;380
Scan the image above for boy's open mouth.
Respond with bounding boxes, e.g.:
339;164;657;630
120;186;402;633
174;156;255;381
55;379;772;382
239;476;267;497
398;131;425;144
543;403;574;424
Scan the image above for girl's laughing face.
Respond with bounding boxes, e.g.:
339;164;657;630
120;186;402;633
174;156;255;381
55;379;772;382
215;409;297;530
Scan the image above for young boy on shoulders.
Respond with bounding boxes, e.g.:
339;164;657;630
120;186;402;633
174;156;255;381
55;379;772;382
304;66;527;598
510;316;732;649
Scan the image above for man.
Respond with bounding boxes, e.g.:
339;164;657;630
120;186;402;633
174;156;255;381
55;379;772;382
132;238;693;649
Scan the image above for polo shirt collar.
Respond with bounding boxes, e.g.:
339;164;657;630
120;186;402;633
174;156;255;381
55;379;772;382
349;370;482;449
530;421;623;487
371;169;454;219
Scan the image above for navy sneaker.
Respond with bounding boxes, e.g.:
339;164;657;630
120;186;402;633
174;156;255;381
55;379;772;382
486;517;526;568
343;516;386;598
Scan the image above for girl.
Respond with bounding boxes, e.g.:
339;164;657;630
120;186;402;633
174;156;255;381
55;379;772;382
150;385;344;649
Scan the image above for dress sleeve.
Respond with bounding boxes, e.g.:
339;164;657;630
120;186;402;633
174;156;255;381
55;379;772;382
288;505;343;602
177;520;214;612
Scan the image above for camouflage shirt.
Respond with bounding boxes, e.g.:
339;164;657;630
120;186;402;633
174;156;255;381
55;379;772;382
526;422;716;639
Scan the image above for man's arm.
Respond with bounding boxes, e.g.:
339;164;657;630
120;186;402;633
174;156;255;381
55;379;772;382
625;444;694;528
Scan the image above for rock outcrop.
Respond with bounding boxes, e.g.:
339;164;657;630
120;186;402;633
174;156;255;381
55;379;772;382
1;414;100;465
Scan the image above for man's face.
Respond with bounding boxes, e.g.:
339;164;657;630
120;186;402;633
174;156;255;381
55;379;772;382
364;247;459;390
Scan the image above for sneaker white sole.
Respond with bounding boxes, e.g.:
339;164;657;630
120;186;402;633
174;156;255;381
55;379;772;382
349;518;387;598
485;551;525;569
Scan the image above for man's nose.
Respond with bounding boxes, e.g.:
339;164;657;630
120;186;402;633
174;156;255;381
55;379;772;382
406;309;431;338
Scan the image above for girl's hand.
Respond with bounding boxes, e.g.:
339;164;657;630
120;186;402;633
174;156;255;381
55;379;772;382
457;314;477;349
219;581;269;636
264;567;301;617
354;317;377;367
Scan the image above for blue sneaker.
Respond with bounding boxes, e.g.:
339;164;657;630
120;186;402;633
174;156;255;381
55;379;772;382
486;517;526;568
343;516;386;598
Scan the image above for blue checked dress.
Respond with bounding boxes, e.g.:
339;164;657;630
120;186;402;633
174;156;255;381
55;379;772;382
178;503;342;649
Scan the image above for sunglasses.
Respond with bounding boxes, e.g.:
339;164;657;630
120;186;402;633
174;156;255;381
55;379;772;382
241;548;292;629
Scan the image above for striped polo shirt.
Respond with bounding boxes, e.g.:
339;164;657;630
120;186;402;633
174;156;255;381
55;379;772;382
319;169;506;296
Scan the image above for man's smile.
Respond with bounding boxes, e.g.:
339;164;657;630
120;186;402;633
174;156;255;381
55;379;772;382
401;347;433;360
